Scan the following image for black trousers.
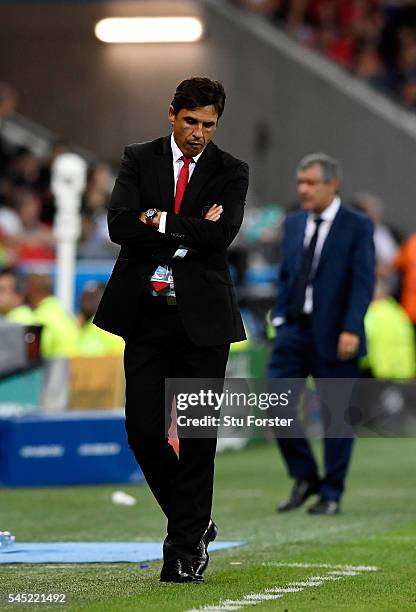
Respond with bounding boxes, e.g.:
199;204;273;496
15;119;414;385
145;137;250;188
268;318;358;501
123;295;229;560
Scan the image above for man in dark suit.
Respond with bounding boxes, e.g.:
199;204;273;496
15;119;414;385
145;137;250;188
268;153;375;515
93;77;249;582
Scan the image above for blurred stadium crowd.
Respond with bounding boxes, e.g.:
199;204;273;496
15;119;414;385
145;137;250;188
1;78;416;379
231;0;416;110
0;82;122;360
0;83;117;268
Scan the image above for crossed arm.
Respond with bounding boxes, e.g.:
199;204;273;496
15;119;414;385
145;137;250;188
139;204;223;226
109;145;248;258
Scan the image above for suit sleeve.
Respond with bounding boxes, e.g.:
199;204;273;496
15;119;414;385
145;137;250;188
107;145;179;262
271;217;291;320
343;217;375;334
163;162;249;251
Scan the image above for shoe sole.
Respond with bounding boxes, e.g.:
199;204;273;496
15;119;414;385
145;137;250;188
277;486;321;513
277;496;318;512
209;524;218;545
196;524;218;575
160;576;204;583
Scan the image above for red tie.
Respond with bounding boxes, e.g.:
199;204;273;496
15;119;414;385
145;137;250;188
151;156;193;294
175;156;193;214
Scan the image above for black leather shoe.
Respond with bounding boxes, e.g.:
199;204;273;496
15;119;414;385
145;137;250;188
193;520;218;575
160;558;204;583
277;478;321;512
307;498;340;515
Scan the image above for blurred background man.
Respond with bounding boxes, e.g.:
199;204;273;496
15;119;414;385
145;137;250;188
77;280;124;356
0;267;34;324
26;272;79;358
268;153;375;515
361;276;415;380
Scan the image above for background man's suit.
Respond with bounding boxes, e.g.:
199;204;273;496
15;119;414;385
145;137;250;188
94;135;249;558
268;202;375;502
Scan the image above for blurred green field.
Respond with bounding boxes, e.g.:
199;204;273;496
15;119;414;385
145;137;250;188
1;439;415;611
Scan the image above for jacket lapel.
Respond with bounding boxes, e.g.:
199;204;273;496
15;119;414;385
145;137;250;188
179;142;220;217
156;136;175;213
292;212;307;272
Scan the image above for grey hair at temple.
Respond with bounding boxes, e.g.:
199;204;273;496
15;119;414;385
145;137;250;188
297;153;342;184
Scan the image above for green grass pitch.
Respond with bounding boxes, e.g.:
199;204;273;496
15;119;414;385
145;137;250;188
1;439;415;611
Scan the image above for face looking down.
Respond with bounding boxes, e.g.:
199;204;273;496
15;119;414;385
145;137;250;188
169;105;218;158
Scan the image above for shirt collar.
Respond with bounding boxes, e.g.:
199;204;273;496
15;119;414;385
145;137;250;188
311;195;341;223
170;133;203;164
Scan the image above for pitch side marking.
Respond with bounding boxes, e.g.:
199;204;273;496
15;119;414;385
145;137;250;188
306;575;343;581
185;563;379;612
244;594;283;601
262;562;379;571
265;587;303;592
286;580;323;586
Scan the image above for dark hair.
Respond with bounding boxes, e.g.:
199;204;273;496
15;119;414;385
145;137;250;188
171;77;226;119
0;267;26;296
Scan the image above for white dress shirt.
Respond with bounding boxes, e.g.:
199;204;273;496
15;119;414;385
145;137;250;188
158;133;203;235
273;196;341;326
150;134;203;296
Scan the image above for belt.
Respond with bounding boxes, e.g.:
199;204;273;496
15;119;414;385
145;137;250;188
146;293;177;306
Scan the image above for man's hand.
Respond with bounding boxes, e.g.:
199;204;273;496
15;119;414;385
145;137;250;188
204;204;223;221
139;211;162;228
337;331;360;360
152;211;162;228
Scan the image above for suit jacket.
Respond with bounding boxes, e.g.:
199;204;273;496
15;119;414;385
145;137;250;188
272;204;375;361
93;136;249;346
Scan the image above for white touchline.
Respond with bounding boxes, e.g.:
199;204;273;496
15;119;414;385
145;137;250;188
193;601;244;612
185;563;379;612
265;587;303;593
262;562;379;571
217;602;257;608
287;581;324;586
308;575;343;581
197;608;242;611
328;570;360;576
195;608;239;611
244;594;282;601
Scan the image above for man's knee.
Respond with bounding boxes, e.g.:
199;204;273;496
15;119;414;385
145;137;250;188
125;419;166;457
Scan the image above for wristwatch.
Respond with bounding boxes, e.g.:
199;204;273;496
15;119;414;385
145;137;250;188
144;208;158;226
